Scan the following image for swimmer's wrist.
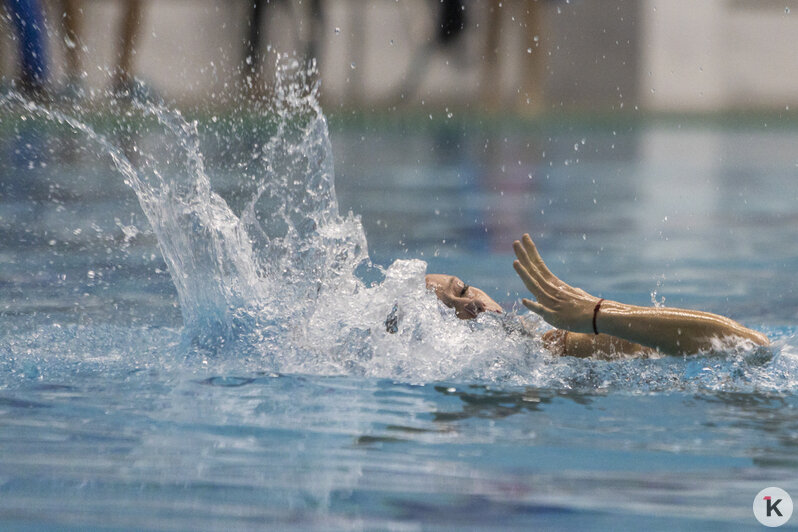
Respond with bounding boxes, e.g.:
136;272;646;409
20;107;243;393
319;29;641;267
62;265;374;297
590;299;630;337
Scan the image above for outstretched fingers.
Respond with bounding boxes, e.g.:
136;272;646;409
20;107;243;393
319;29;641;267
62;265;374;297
513;240;534;271
513;259;551;302
513;240;549;288
521;234;558;284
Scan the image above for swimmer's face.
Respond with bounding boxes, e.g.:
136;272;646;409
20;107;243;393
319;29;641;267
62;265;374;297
425;274;503;320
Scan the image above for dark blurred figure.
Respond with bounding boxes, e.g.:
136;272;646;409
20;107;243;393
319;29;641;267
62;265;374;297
244;0;267;84
305;0;324;65
392;0;467;103
112;0;145;98
242;0;280;94
60;0;83;97
243;0;324;94
4;0;49;99
56;0;146;100
438;0;466;46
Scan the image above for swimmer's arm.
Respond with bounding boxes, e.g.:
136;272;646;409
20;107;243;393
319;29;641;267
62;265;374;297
544;329;655;358
590;301;768;355
513;234;769;356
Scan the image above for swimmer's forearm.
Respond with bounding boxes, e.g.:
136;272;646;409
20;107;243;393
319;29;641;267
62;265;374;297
565;332;653;358
595;301;769;355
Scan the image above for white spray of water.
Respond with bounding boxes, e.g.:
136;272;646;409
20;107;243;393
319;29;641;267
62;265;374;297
0;60;547;383
2;59;796;391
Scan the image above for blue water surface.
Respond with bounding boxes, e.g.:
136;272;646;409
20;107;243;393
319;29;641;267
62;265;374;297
2;103;798;530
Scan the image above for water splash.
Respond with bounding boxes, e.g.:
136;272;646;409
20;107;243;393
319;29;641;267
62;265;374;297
1;59;796;392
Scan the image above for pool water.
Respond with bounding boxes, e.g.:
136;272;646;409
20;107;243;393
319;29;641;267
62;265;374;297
2;69;798;529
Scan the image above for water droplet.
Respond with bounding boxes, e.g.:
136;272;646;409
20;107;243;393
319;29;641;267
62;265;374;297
527;48;532;54
350;62;356;70
533;35;540;42
334;27;341;34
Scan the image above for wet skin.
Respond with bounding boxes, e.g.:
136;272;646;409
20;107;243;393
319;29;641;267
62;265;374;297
426;233;769;358
425;274;502;320
511;233;769;356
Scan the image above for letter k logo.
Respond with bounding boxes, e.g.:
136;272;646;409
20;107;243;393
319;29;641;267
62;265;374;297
755;488;792;527
765;496;784;517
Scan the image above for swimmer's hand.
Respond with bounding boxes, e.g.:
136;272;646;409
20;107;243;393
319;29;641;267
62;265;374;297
512;234;599;334
512;233;769;355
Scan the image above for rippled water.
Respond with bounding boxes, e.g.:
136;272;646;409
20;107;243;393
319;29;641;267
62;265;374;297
1;63;798;529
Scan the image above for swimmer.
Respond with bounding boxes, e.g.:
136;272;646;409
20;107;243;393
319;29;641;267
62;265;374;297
426;233;769;358
425;273;503;320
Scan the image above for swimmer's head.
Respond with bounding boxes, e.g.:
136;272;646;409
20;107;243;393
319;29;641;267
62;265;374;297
425;274;502;320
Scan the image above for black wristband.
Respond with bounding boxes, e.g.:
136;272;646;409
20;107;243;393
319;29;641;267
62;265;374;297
592;299;604;335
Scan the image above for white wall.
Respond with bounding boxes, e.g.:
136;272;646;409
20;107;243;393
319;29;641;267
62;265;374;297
641;0;798;111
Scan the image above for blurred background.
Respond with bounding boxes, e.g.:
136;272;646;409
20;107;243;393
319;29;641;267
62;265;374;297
2;0;798;323
3;0;798;112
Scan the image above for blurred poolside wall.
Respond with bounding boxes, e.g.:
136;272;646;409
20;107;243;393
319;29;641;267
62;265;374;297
642;0;798;111
0;0;796;111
